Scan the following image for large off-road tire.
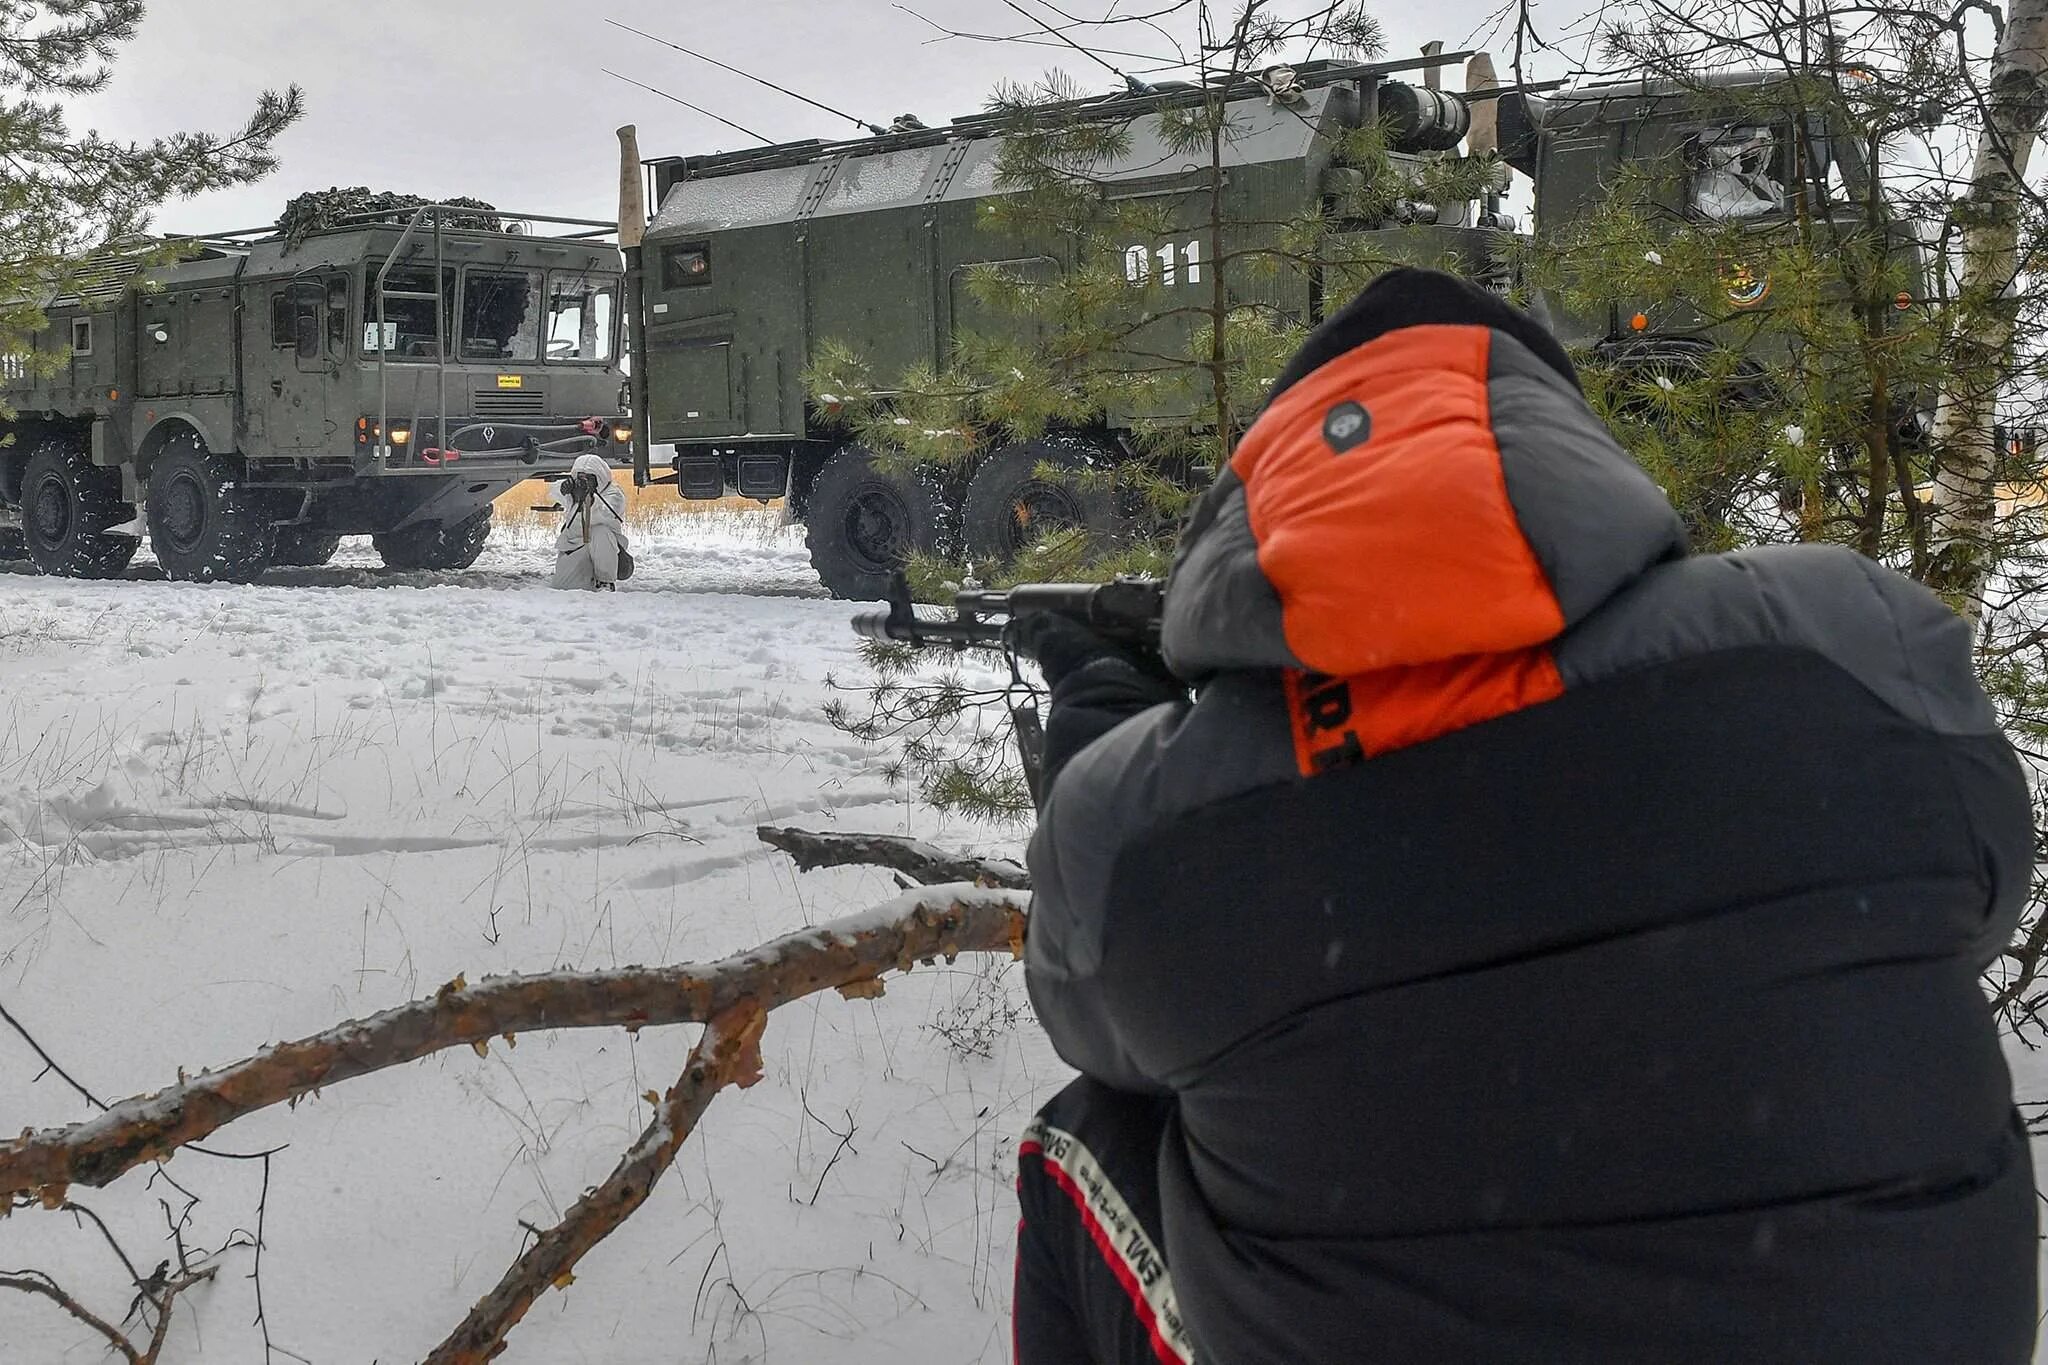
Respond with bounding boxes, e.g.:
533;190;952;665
145;440;274;583
962;436;1130;568
373;508;492;571
271;527;344;568
21;440;138;579
802;445;947;601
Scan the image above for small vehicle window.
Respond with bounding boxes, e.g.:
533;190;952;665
545;273;619;363
662;244;710;289
460;267;543;362
271;293;294;348
1690;124;1789;222
362;267;455;361
294;307;321;361
71;317;92;357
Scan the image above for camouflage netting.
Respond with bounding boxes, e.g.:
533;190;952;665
277;189;503;247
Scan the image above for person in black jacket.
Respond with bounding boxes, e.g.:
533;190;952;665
1009;268;2038;1364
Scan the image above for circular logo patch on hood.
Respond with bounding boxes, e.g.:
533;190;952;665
1323;400;1372;453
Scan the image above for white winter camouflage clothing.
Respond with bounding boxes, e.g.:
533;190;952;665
551;453;628;590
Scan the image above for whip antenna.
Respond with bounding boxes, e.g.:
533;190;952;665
603;69;775;145
995;0;1153;92
606;18;888;135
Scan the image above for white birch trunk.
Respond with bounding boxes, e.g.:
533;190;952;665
1927;0;2048;625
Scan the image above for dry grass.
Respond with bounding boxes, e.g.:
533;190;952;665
492;480;782;532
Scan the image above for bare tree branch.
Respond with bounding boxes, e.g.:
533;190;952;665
757;824;1032;888
0;1270;143;1364
423;1000;767;1364
0;890;1029;1201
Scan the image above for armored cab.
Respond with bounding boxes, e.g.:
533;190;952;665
1499;72;1925;363
630;55;1509;598
0;207;629;580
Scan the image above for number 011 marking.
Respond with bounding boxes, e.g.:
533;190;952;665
1123;240;1203;285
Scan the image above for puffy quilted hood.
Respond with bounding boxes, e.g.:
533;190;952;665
1164;270;1687;684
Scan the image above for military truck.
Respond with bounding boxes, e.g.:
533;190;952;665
619;53;1887;598
0;206;631;581
1498;71;1907;360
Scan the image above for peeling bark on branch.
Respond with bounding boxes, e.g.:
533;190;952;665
757;824;1032;889
424;1001;767;1365
0;890;1028;1201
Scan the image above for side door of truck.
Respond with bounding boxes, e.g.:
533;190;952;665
251;277;343;452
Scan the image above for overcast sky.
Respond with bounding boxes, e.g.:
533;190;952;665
71;0;1562;237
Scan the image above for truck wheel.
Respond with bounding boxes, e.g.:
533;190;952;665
272;527;344;568
373;508;492;571
962;437;1129;568
21;440;139;579
803;445;944;600
145;441;273;583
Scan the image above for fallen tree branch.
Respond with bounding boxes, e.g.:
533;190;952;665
424;1000;768;1363
757;825;1031;889
0;1263;218;1365
0;889;1028;1201
0;1270;143;1364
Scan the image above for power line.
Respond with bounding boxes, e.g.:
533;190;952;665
603;69;775;145
606;18;887;135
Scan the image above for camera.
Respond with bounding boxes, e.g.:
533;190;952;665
560;471;599;504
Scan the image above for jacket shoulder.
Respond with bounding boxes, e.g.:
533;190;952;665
1555;543;1998;735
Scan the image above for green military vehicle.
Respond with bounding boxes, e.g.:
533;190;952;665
0;206;631;581
1498;71;1899;358
618;54;1882;598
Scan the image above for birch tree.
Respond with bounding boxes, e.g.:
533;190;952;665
1926;0;2048;622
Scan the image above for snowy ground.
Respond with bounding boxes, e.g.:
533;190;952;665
6;507;2047;1363
0;508;1063;1364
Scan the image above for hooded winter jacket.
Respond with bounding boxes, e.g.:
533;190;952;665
551;452;629;589
1023;271;2037;1363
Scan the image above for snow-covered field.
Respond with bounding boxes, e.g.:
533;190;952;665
0;509;1062;1364
7;506;2047;1363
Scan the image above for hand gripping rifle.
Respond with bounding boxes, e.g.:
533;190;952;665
850;571;1165;801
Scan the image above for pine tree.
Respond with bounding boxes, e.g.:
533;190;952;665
0;2;303;385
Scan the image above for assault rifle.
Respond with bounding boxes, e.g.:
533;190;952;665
851;571;1167;800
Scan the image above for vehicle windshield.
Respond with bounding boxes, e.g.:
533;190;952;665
362;266;454;361
459;267;543;362
1691;123;1789;222
545;271;619;363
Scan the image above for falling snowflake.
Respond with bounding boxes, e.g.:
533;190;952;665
1783;424;1806;448
1644;250;1664;266
1654;375;1676;392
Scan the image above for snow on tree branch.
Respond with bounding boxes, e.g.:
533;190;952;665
757;823;1033;888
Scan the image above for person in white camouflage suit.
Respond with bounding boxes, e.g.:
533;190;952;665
550;452;629;591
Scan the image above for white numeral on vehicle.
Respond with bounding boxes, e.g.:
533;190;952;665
1123;239;1203;286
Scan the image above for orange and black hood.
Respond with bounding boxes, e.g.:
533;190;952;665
1162;269;1688;683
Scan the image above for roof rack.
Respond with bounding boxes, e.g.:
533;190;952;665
650;49;1477;182
169;207;621;248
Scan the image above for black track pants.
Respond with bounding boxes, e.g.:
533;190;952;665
1013;1077;1194;1365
